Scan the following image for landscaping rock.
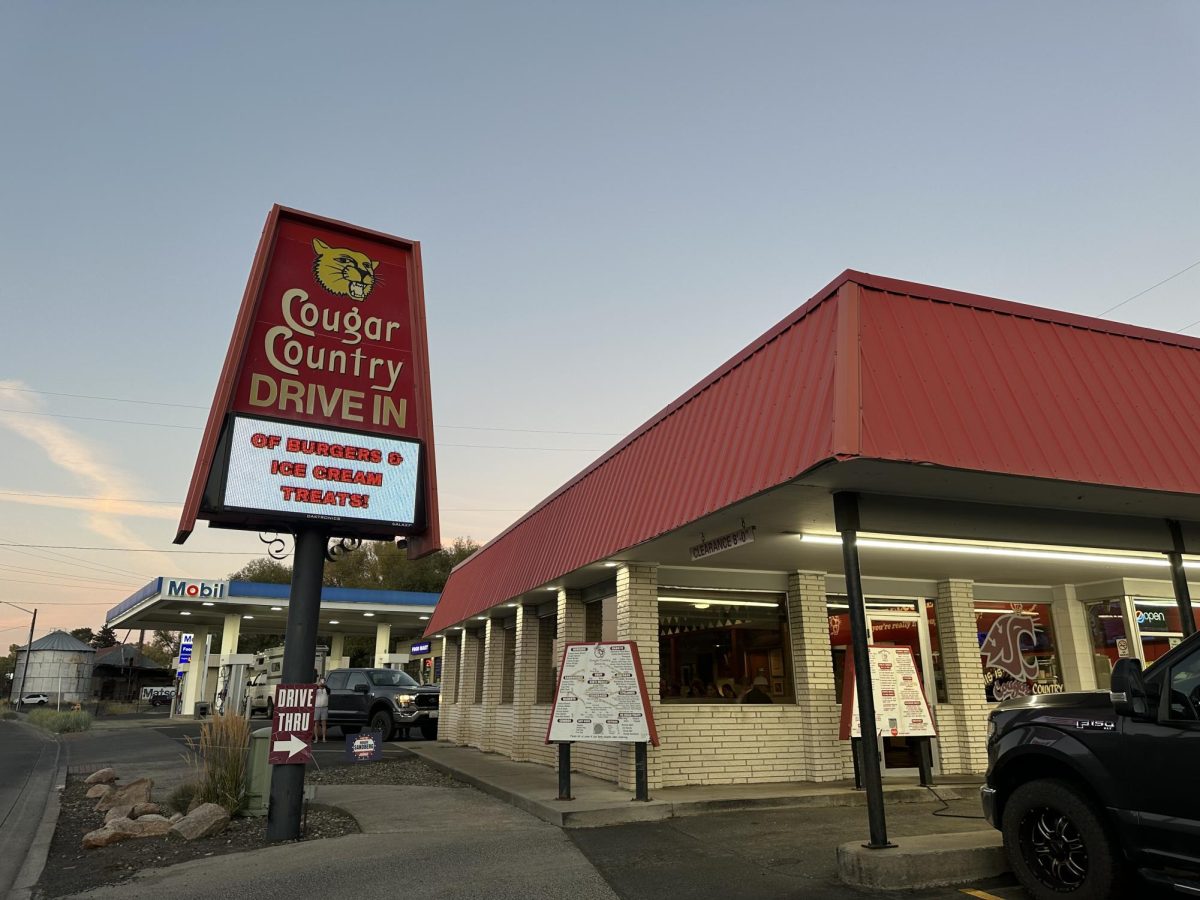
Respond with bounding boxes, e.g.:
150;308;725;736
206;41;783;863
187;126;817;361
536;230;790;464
104;804;134;823
85;768;118;785
169;803;230;841
82;813;175;848
125;815;173;838
169;813;184;824
131;802;160;818
85;784;113;800
95;777;153;812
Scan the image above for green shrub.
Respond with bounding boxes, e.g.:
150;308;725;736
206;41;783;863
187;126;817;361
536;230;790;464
27;709;92;733
1;711;17;721
97;701;139;716
184;712;251;813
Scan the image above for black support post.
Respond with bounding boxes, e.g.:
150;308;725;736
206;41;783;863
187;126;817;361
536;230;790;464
634;742;650;801
917;738;934;787
266;527;328;842
1167;520;1197;638
834;492;895;850
557;742;573;800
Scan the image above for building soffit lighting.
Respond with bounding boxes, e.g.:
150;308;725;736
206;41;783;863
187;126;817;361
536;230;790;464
798;533;1192;568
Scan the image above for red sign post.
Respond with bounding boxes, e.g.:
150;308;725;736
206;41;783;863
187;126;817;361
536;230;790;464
268;683;317;766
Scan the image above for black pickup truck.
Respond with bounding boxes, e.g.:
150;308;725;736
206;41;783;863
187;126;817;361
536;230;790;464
981;630;1200;900
325;668;440;741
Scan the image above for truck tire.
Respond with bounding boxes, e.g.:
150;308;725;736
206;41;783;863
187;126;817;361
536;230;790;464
370;709;395;741
1002;778;1125;900
420;721;438;741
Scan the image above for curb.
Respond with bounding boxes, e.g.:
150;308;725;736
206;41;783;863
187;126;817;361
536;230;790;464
837;830;1008;890
9;728;65;900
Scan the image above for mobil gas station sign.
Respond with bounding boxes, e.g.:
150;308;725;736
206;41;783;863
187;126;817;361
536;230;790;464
175;206;440;555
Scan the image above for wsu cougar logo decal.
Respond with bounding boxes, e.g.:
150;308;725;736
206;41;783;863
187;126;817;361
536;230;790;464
980;613;1039;681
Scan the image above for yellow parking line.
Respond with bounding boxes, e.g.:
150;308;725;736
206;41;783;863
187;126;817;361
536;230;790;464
959;890;1006;900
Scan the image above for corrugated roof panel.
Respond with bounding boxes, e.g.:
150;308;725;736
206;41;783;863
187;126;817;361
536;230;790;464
427;296;840;632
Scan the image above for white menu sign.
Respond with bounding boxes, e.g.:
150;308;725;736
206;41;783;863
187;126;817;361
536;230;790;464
845;645;937;738
546;642;658;744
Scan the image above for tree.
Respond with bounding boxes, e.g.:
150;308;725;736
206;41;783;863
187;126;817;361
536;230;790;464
91;625;118;649
70;627;95;645
227;557;292;584
141;630;178;667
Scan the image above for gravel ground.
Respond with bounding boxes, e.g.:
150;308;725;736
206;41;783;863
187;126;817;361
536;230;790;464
306;754;468;787
36;778;359;899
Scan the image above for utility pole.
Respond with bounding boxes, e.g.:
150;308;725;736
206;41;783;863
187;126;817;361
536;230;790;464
2;602;37;706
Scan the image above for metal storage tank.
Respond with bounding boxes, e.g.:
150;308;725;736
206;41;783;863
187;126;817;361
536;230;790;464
10;630;96;706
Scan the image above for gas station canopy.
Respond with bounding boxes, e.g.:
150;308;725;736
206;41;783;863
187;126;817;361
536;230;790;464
107;577;439;638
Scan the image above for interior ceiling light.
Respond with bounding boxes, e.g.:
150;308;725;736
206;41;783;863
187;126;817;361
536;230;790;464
603;562;618;568
693;603;711;610
546;586;558;591
799;533;1178;568
507;603;519;607
243;615;254;620
659;597;779;608
329;620;340;625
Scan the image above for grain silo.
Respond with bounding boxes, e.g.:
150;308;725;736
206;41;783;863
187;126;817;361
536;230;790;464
10;630;96;706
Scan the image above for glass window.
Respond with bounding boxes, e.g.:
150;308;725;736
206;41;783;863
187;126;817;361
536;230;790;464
346;672;369;692
975;602;1061;701
326;671;348;691
1167;646;1200;721
368;669;419;688
1133;598;1200;665
659;592;791;703
1085;600;1128;689
537;615;557;704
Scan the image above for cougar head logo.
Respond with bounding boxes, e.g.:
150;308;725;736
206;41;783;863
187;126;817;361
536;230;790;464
980;613;1039;682
312;238;378;301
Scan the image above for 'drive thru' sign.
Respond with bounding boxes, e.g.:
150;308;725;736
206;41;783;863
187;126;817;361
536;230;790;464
269;683;317;765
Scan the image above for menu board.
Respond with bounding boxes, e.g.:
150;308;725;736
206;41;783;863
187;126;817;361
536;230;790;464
546;642;659;745
839;645;937;739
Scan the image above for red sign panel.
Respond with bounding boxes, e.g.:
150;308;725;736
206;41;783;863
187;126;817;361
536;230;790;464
176;206;439;554
269;683;316;766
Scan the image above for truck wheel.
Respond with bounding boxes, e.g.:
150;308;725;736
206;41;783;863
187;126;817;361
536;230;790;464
1002;778;1124;900
420;722;438;741
370;709;395;741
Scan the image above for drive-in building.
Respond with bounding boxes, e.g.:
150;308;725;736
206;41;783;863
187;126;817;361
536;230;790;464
424;270;1200;791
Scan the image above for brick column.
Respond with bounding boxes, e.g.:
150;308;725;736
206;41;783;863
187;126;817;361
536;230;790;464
556;588;585;665
787;571;843;781
616;563;660;789
481;618;505;751
511;605;540;761
1050;585;1096;693
439;634;461;741
934;579;989;774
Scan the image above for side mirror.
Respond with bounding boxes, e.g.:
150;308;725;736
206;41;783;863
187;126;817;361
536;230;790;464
1110;657;1149;718
353;683;369;694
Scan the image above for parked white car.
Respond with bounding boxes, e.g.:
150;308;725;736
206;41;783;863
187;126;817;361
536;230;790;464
19;693;49;706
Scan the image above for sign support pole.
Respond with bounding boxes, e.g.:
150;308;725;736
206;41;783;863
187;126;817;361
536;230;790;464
557;743;573;801
1166;519;1197;638
834;492;894;850
266;526;327;842
633;742;650;801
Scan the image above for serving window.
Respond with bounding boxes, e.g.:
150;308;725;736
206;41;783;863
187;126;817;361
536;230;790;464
974;601;1062;701
658;589;792;703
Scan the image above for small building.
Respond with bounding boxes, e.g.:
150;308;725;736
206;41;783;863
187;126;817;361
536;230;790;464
426;270;1200;792
91;644;172;702
10;630;95;705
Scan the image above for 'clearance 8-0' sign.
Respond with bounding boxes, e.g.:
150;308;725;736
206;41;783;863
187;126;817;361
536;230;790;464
176;207;440;554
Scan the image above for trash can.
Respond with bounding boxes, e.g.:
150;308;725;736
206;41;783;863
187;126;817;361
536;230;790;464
245;726;272;816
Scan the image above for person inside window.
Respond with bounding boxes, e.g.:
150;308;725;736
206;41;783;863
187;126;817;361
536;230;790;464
742;676;772;704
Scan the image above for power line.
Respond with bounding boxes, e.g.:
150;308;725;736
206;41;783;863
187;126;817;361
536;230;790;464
2;387;622;437
1098;257;1200;317
0;542;288;555
0;490;526;512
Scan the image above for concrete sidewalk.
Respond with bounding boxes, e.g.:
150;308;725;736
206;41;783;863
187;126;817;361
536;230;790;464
403;742;982;828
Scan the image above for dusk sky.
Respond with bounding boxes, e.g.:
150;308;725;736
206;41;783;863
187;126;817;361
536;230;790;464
2;2;1198;641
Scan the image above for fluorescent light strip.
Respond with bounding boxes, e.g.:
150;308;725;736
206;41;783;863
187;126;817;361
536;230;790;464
658;597;779;608
800;534;1174;568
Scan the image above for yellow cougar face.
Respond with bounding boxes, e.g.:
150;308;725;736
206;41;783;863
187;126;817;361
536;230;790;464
312;238;378;301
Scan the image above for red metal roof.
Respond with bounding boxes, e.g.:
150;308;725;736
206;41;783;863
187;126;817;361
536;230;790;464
427;270;1200;633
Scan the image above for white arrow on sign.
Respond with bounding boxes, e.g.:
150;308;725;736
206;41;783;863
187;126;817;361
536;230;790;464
272;734;309;759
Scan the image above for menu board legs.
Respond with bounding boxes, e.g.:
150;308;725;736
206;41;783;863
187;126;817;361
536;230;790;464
266;526;328;842
557;742;573;801
634;742;650;801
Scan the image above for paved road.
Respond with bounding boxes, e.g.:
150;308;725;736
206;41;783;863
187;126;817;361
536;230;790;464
0;721;59;898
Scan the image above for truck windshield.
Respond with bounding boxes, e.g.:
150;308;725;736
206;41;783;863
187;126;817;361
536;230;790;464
368;670;420;688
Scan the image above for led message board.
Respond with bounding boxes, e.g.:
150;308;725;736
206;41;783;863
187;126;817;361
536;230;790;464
219;415;421;528
177;207;439;551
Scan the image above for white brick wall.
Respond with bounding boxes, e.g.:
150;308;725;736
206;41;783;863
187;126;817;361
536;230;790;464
616;563;660;788
787;571;849;781
933;579;989;774
1051;585;1097;692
